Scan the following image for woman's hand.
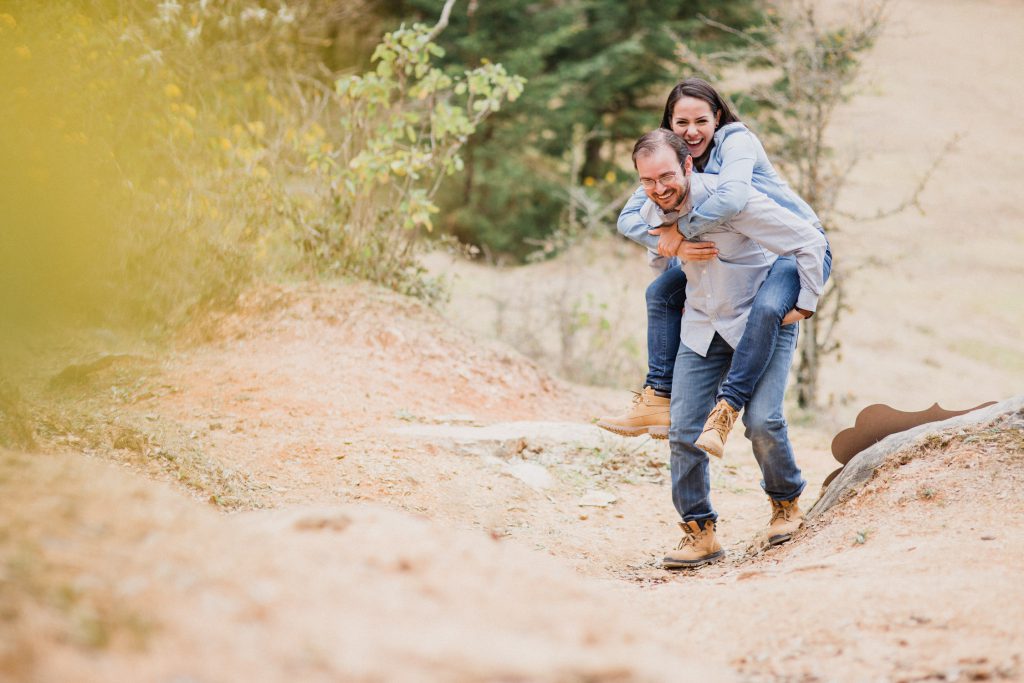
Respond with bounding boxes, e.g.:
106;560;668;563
781;308;808;326
648;226;684;257
676;240;718;262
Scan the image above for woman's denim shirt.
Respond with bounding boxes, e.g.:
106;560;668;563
618;122;824;254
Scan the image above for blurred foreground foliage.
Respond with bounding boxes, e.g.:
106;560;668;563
0;0;521;341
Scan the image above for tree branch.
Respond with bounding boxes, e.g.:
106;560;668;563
425;0;458;43
588;185;641;232
697;13;770;51
833;134;960;222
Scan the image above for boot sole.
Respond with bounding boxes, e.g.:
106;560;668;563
768;525;806;546
595;422;669;440
661;550;725;570
694;434;724;458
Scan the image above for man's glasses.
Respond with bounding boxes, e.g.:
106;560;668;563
639;171;679;189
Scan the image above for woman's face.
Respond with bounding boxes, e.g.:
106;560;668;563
670;96;719;160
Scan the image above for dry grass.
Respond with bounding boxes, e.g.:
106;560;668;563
13;356;265;511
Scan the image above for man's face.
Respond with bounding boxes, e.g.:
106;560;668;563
636;146;687;211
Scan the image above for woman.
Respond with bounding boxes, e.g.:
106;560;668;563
596;77;833;457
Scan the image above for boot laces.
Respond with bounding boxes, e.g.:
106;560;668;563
676;524;700;550
707;402;736;440
770;502;792;524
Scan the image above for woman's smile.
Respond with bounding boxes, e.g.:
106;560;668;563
682;135;706;157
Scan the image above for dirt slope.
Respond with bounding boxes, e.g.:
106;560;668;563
1;451;726;683
2;280;1022;682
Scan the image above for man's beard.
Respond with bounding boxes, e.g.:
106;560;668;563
655;182;689;212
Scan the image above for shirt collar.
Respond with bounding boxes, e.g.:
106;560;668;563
639;200;680;228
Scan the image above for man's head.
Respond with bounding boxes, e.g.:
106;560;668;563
632;129;693;211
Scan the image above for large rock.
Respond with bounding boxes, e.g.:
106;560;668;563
808;394;1024;519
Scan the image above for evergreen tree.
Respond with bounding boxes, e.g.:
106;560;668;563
378;0;763;258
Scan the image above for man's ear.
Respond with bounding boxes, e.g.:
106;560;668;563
683;154;693;176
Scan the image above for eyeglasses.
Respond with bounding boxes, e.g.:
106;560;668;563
639;172;678;189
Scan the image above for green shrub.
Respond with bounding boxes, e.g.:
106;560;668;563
293;21;525;299
0;1;522;341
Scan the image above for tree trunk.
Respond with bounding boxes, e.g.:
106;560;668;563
796;317;819;408
580;136;604;183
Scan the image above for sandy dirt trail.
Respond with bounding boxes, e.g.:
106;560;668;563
3;282;1022;682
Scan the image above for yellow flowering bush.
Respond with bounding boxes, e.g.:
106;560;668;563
0;1;523;336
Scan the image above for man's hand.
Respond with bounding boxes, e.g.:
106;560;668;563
648;225;684;257
676;240;718;262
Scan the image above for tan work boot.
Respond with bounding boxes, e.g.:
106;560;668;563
695;399;740;458
595;386;670;439
662;520;724;569
767;497;804;546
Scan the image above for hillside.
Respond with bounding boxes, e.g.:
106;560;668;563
2;281;1022;682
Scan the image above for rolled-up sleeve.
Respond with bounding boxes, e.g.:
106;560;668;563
679;131;757;239
618;186;659;250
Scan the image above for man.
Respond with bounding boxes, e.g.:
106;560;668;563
629;129;827;568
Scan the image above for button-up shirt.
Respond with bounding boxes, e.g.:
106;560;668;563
637;175;826;357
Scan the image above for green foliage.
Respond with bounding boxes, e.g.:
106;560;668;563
379;0;764;259
295;21;525;296
0;1;521;340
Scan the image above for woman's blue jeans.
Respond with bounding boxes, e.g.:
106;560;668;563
644;246;832;410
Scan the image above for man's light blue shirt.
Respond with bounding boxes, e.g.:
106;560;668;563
632;175;826;357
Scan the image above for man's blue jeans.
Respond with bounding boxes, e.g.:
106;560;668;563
645;247;832;409
668;326;805;525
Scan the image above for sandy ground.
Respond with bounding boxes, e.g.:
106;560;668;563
2;281;1023;682
3;1;1024;681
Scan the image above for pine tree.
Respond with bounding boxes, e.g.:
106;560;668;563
379;0;763;258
